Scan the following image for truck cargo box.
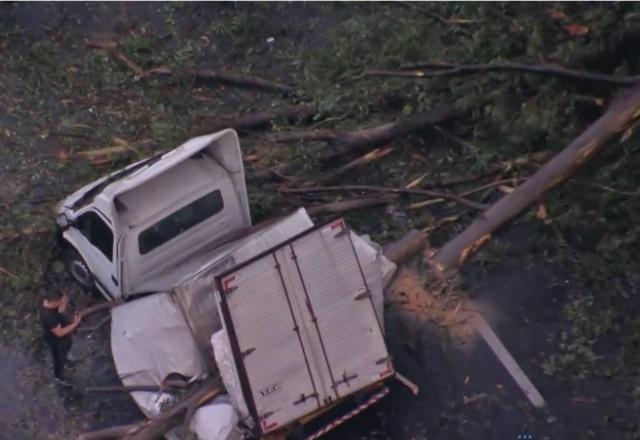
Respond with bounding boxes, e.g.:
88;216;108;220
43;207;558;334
215;218;394;435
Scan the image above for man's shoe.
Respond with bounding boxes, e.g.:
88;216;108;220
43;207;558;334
53;377;72;388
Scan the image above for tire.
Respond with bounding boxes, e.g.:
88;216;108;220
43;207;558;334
63;248;95;290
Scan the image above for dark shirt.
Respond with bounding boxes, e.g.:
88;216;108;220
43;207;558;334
40;304;69;343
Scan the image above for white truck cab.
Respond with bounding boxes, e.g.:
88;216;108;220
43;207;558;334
56;129;250;300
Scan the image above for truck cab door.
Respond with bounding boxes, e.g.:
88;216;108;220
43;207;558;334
68;209;120;298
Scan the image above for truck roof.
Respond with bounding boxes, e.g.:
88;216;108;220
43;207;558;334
58;129;250;226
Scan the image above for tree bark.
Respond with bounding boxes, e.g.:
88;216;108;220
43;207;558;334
367;61;640;86
430;84;640;276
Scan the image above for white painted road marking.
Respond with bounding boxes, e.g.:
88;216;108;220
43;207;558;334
471;312;547;408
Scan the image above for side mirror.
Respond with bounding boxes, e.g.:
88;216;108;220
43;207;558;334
57;214;74;230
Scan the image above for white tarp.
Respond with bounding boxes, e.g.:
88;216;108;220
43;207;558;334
190;395;243;440
211;330;252;424
110;293;208;418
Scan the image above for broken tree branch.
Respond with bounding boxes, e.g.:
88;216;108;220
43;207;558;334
305;146;395;187
430;84;640;275
305;195;396;216
192;70;294;93
365;61;640;86
396;1;480;29
85;377;189;394
86;41;293;93
199;104;316;132
284;185;488;211
126;378;223;440
79;299;124;319
84;384;180;394
272;104;460;160
77;423;143;440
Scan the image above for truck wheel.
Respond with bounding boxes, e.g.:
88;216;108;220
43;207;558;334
64;249;94;290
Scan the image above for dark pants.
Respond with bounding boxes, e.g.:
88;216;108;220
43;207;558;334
46;337;72;379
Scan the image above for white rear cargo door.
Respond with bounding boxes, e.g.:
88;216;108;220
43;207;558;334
288;219;393;399
218;252;321;433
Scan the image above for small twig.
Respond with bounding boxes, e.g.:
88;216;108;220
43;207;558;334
112;50;146;77
48;131;92;139
396;1;478;31
395;372;420;396
464;392;489;405
424;214;462;232
309;113;349;130
489;6;527;34
580;182;640;196
0;265;18;279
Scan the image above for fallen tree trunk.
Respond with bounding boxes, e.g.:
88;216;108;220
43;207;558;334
272;104;460;160
430;84;640;276
367;61;640;86
383;229;428;264
200;104;316;131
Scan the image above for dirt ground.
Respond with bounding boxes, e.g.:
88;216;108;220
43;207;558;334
1;3;639;440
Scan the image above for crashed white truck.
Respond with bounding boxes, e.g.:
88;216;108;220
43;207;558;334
56;129;398;439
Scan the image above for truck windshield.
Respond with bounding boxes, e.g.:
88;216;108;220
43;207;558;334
138;189;224;255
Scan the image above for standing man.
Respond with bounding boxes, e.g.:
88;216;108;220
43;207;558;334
40;289;81;387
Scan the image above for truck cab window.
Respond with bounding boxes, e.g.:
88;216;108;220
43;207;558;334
139;189;224;255
76;211;113;260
